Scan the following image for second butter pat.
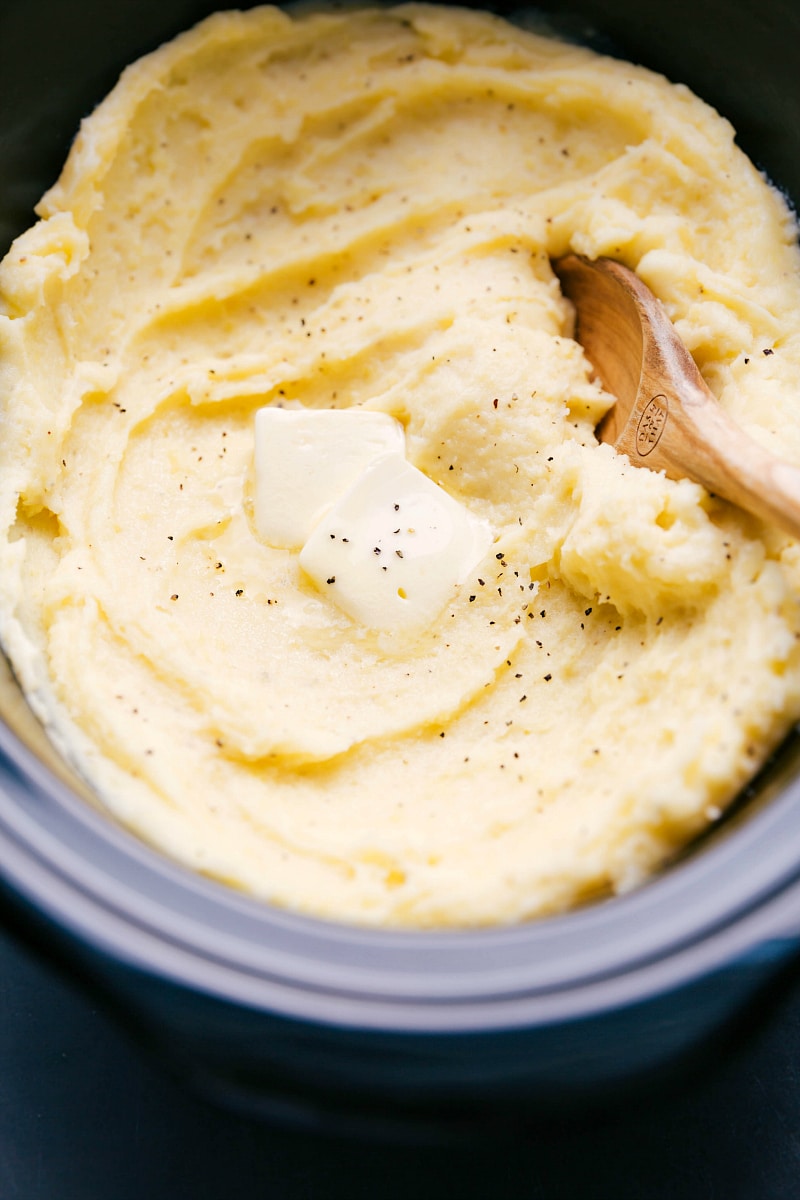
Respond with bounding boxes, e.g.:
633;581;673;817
299;452;494;632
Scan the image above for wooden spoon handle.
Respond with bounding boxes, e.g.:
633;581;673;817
555;253;800;539
582;255;800;540
618;375;800;540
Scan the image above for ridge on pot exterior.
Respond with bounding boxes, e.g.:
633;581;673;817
0;0;799;1131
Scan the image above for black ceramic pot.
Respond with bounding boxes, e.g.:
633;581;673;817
0;0;799;1137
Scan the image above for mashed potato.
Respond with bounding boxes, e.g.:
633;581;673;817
1;4;800;927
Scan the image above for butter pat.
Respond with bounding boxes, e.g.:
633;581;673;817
299;453;493;632
254;407;405;548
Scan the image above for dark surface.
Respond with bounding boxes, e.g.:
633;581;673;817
2;919;800;1200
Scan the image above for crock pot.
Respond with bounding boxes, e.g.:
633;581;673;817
0;0;799;1137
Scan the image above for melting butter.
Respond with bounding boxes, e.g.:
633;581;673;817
299;451;494;632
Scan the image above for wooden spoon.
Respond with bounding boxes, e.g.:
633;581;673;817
552;253;800;539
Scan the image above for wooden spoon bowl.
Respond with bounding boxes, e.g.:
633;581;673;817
552;254;800;539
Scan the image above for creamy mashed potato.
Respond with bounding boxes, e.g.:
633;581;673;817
1;4;800;927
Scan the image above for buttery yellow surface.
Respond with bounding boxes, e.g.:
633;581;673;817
1;4;800;926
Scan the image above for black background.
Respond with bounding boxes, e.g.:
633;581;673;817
2;921;800;1200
